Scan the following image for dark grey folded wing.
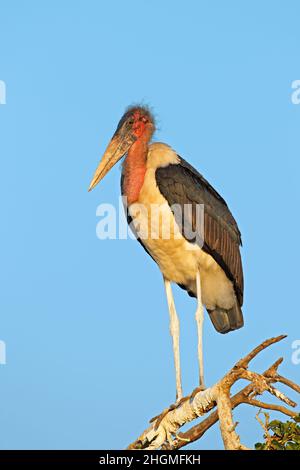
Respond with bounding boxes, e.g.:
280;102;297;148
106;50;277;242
155;157;244;305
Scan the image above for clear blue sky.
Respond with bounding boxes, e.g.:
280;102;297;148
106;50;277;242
0;0;299;450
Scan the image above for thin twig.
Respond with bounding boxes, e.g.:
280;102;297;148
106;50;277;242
246;398;297;418
276;375;300;394
234;335;287;369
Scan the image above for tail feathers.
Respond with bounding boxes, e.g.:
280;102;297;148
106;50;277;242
207;301;244;334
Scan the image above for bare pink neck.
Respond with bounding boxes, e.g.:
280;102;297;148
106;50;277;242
122;138;148;205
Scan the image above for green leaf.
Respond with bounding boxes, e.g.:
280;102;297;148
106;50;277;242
293;414;300;423
271;439;284;450
255;442;266;450
256;414;300;450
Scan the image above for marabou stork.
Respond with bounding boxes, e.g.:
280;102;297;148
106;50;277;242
89;106;244;401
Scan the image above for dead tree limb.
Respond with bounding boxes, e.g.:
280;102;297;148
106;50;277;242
127;335;299;450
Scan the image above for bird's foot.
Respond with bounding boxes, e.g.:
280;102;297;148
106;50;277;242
150;386;207;430
150;396;188;430
189;384;206;402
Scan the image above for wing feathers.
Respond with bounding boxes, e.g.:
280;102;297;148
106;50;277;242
156;157;244;305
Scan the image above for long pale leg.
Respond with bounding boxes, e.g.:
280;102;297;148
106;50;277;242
195;270;205;389
164;277;183;401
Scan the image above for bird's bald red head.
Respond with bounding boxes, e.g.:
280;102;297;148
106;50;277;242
88;105;154;192
116;105;155;140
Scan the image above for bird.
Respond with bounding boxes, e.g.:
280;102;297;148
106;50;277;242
89;105;244;402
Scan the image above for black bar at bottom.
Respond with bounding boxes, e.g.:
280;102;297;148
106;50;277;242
0;450;298;467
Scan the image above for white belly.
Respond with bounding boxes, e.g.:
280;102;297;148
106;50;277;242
128;163;235;311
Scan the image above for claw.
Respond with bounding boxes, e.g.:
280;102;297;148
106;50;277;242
150;386;207;431
189;385;206;403
150;397;188;430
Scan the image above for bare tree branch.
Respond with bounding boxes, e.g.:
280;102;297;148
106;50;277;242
216;387;245;450
128;335;299;450
276;375;300;394
234;335;287;369
246;398;297;418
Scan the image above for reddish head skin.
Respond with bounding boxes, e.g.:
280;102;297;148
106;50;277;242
122;108;155;205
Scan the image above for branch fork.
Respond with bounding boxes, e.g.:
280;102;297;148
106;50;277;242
128;335;300;450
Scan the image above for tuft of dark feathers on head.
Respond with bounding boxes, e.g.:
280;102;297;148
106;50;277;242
116;103;156;133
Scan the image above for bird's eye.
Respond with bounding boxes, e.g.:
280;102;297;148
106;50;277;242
128;119;134;125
